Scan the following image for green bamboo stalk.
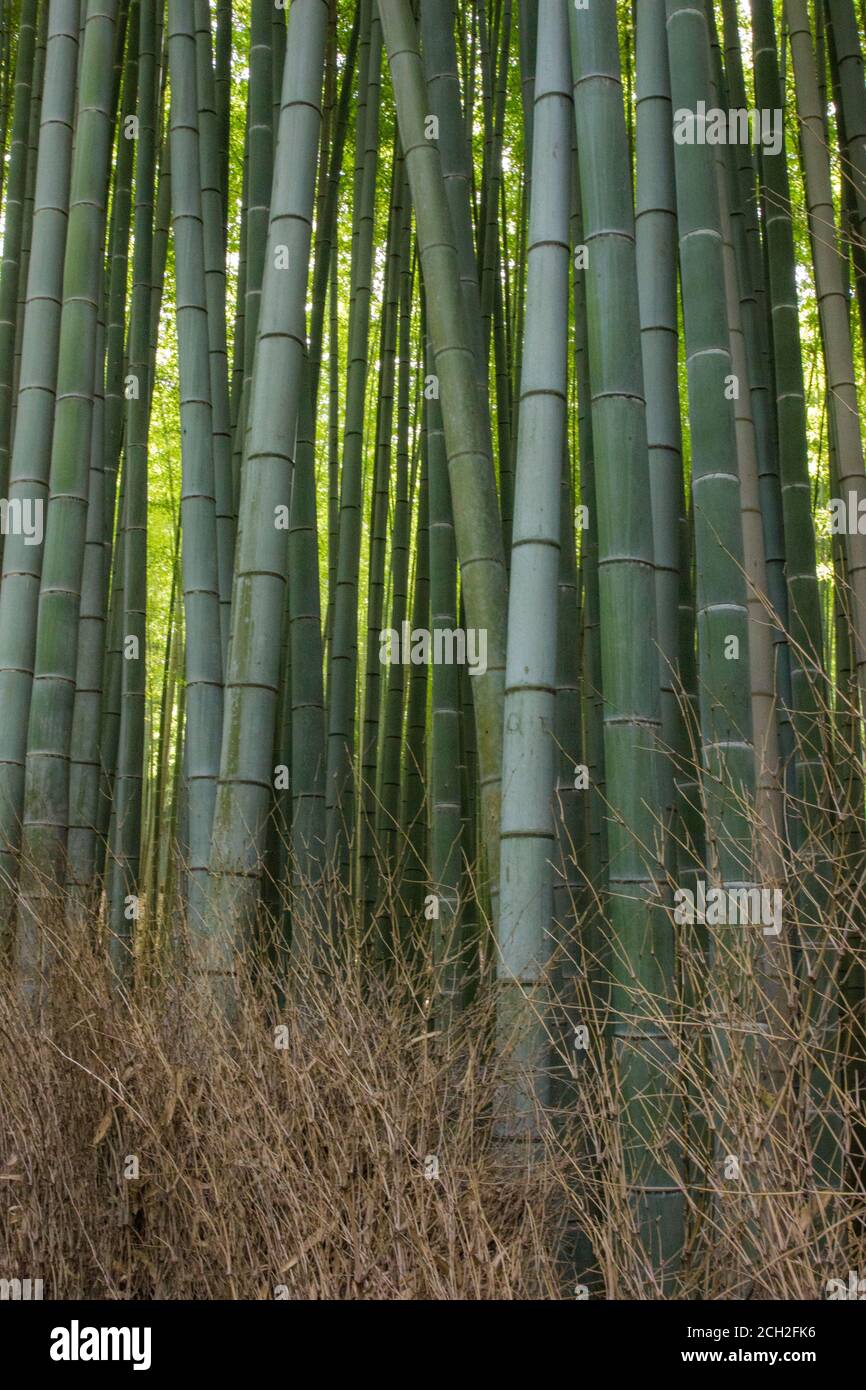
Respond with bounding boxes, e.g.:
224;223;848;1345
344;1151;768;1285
476;0;494;264
825;0;866;268
0;6;9;205
148;129;171;388
479;0;511;368
379;0;508;906
829;409;866;1192
214;0;230;221
11;4;47;429
400;444;429;931
102;10;138;577
456;598;478;986
377;213;414;911
228;116;247;514
241;0;274;435
0;0;38;519
195;0;232;667
665;0;757;866
167;0;223;943
164;649;186;918
751;0;827;823
787;0;866;706
825;4;866;351
572;0;683;1285
665;0;760;1266
497;0;569;1138
570;154;607;940
148;511;180;926
790;1;853;1201
98;472;126;865
207;0;329;984
705;3;795;1147
325;239;338;685
635;0;685;875
419;0;490;447
307;2;359;425
66;290;107;922
718;0;795;796
326;0;381;891
107;0;158;974
551;445;582;980
359;151;402;934
272;0;285;138
517;0;538;176
269;21;337;953
16;0;119;1002
97;123;167;868
704;3;783;895
287;364;326;957
0;0;80;939
265;566;292;971
426;325;462;1011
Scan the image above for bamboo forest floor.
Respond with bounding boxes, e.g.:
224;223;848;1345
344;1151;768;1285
1;860;863;1301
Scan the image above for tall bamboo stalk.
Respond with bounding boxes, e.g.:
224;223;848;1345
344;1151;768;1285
208;0;329;989
326;0;381;893
751;0;827;823
380;0;508;905
572;0;683;1284
0;0;38;520
108;0;158;973
497;0;569;1139
0;2;80;940
16;0;120;1004
787;0;866;707
167;0;222;942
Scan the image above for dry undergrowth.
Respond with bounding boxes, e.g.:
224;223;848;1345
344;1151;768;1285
0;911;564;1300
0;847;864;1300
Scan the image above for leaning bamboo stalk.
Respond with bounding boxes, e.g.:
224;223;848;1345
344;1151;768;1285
379;0;508;907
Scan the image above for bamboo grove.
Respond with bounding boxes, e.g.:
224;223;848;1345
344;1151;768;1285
0;0;865;1295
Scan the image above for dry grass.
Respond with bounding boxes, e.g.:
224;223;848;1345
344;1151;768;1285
1;758;865;1301
0;915;565;1299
